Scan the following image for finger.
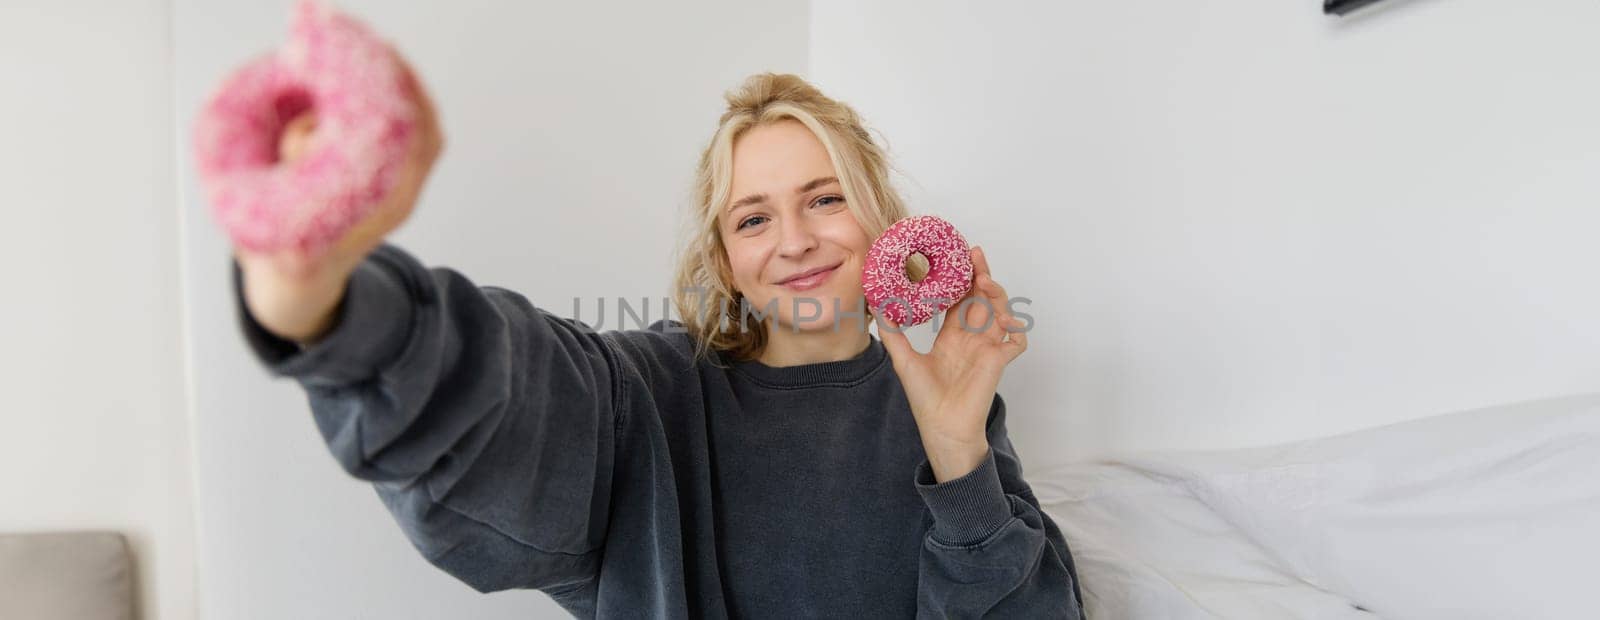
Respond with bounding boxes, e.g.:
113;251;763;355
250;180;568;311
1001;315;1029;362
945;277;1001;343
937;291;972;341
971;246;1012;338
954;293;996;342
977;270;1005;298
390;48;434;116
389;47;443;156
972;245;992;281
980;274;1011;321
963;274;1011;342
874;312;919;365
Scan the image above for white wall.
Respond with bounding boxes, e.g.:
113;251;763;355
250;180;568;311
809;0;1600;466
0;2;198;620
175;1;807;618
13;0;1596;616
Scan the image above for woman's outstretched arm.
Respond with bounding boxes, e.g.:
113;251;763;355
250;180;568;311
232;242;628;595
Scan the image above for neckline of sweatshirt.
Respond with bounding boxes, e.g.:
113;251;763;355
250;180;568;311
725;335;889;389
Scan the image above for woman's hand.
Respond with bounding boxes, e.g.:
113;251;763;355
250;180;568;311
875;246;1029;483
235;48;444;345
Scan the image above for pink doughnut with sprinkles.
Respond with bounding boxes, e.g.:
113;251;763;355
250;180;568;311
862;215;975;327
193;0;416;256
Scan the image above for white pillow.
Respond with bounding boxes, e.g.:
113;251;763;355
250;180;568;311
1124;393;1600;620
1031;462;1371;619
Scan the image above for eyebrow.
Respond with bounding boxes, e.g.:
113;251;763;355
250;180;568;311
726;176;840;214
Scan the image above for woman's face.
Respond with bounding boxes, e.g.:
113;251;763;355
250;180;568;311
721;119;871;333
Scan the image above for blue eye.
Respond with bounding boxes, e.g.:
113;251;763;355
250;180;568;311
736;196;842;231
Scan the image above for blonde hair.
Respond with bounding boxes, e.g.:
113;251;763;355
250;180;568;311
670;73;926;365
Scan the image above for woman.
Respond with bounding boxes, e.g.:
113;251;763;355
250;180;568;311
233;55;1084;618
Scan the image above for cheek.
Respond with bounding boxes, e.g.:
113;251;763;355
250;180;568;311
827;218;872;256
724;241;764;287
848;232;871;257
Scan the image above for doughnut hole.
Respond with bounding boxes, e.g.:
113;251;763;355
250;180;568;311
271;88;317;164
905;252;930;283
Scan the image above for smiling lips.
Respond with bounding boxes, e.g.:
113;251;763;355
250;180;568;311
778;263;842;291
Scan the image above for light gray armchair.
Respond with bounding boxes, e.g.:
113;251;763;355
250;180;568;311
0;531;135;620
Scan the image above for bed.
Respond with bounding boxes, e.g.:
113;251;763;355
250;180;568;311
1033;392;1600;619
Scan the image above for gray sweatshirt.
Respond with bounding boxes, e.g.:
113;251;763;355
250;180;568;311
230;242;1085;619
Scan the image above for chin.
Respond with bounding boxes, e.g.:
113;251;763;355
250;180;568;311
768;287;866;332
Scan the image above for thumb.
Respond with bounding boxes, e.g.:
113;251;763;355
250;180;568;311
874;313;917;365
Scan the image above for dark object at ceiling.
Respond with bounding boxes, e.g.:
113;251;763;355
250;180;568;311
1324;0;1388;16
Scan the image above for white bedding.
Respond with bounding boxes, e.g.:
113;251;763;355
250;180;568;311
1034;392;1600;620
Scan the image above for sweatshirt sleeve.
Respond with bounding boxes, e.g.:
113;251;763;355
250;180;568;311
230;242;626;596
912;393;1086;619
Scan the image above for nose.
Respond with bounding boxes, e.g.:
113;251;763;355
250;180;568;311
776;213;819;259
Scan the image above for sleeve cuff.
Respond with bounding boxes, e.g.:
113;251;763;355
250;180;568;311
230;244;421;386
914;446;1017;546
